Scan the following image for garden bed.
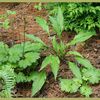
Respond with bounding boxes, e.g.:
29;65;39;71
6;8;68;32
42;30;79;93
0;3;100;98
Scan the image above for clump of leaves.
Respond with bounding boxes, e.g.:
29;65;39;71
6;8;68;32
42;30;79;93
60;56;100;97
35;7;100;97
0;34;47;97
44;3;100;34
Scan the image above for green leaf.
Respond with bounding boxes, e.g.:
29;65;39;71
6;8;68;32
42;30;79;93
36;17;49;35
49;16;62;37
60;78;80;93
28;71;39;82
15;72;27;83
24;33;46;46
0;42;9;63
80;85;92;97
41;55;60;79
69;30;96;45
3;19;10;29
52;36;60;54
68;62;81;79
9;44;23;63
67;51;83;58
75;57;94;69
23;42;44;52
18;52;40;69
7;10;16;15
32;71;46;96
57;7;64;32
82;68;100;84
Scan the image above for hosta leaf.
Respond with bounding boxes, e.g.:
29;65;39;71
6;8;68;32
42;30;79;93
60;78;80;93
69;30;96;45
82;68;100;84
67;51;83;58
32;71;46;96
36;17;49;35
41;55;60;79
68;62;81;79
75;57;94;69
80;85;92;97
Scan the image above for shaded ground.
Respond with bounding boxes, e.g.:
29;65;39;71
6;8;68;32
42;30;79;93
0;3;100;98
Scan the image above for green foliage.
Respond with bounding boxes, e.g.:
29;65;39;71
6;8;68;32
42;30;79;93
32;71;46;96
45;3;100;33
34;3;42;11
0;65;15;97
67;51;83;58
69;30;96;46
0;42;9;64
60;56;100;97
41;55;60;80
82;68;100;84
36;17;49;35
68;62;81;79
18;52;40;69
15;72;27;83
24;33;46;46
0;10;16;29
60;78;81;93
52;36;66;58
0;37;46;97
80;85;92;97
75;57;94;69
49;7;64;37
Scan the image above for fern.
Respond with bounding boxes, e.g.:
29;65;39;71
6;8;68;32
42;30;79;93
0;65;15;97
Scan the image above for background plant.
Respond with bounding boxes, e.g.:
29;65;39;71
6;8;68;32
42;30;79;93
44;3;100;34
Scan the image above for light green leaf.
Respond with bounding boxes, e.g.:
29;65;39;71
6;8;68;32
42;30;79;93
69;30;96;45
41;55;60;79
75;57;94;69
57;7;64;32
80;85;92;97
82;68;100;84
60;78;80;93
3;19;10;29
68;62;81;79
24;33;46;46
36;17;49;35
67;51;83;58
7;10;16;15
32;71;46;96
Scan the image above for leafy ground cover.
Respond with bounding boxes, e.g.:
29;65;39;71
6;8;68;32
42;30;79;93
0;3;100;98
